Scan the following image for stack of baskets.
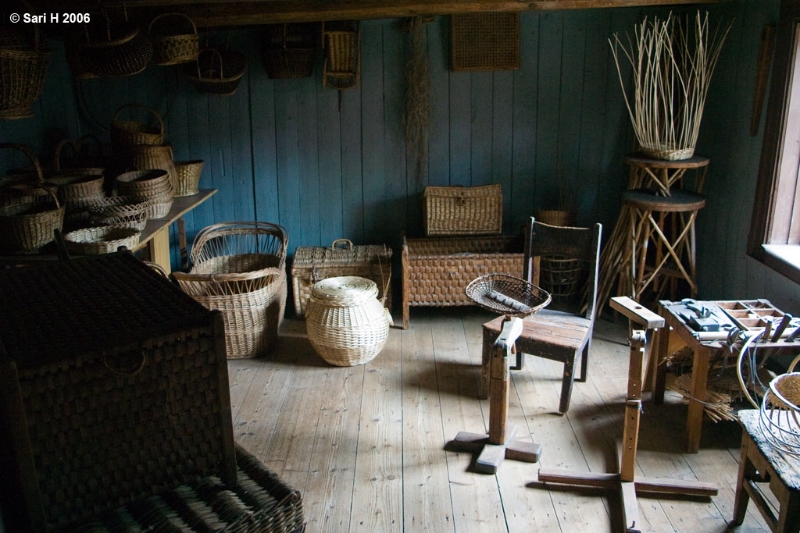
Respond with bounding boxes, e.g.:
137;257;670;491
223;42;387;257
0;22;50;119
115;169;174;219
173;221;289;359
0;143;64;253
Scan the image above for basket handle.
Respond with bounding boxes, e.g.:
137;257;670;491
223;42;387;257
52;139;80;172
331;238;353;250
103;349;147;376
112;104;165;137
197;48;225;80
0;143;45;184
148;12;198;36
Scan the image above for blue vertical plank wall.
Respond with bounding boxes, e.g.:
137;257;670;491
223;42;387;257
3;3;785;310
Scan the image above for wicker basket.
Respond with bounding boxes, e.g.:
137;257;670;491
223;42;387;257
759;372;800;456
174;159;204;196
465;274;551;318
87;195;149;230
173;222;289;359
81;18;153;77
262;23;316;79
423;184;503;236
59;444;304;533
451;12;520;72
306;276;393;366
322;22;360;90
0;143;64;253
149;12;200;66
125;143;178;188
292;239;392;317
115;169;174;219
0;23;50;120
110;104;165;153
184;48;247;96
63;225;141;255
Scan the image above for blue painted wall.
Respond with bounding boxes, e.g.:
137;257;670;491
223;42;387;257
3;1;797;314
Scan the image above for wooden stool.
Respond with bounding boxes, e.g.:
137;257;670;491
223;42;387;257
733;410;800;533
625;153;709;195
622;188;706;302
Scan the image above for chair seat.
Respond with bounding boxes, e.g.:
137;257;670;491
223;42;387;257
483;310;593;357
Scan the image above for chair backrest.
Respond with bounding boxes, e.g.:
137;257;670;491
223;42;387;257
523;217;602;320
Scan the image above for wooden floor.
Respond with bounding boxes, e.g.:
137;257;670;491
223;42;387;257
228;307;773;533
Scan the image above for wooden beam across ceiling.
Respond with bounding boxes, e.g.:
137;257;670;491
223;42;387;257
26;0;731;27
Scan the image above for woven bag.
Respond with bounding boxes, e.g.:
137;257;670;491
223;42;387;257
110;104;165;153
0;143;64;253
80;16;152;77
149;12;199;66
183;48;247;96
0;22;50;120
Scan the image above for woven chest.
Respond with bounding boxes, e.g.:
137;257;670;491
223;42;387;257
0;253;237;532
423;184;503;236
401;234;524;328
291;239;392;317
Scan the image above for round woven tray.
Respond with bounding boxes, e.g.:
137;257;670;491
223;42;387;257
87;196;149;230
465;274;551;318
306;276;392;366
63;225;141;255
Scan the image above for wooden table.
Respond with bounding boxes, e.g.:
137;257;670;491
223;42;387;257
0;189;216;274
651;299;800;453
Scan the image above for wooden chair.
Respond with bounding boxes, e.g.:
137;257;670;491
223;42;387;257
480;217;602;414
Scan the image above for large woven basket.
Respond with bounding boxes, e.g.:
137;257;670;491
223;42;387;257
174;159;203;196
125;143;177;188
184;48;247;96
110;104;165;153
423;184;503;236
306;276;392;366
63;225;141;255
149;12;200;66
0;23;50;120
81;18;153;77
173;221;289;359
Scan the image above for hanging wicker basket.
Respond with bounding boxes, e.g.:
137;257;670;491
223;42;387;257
322;21;360;90
0;22;51;120
80;16;153;77
149;12;200;66
261;23;315;79
110;104;165;154
183;48;247;96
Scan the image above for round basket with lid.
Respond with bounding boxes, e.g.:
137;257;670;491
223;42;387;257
306;276;393;366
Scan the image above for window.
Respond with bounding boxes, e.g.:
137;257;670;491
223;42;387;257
749;0;800;282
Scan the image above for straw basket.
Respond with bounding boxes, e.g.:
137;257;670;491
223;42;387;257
262;23;316;79
125;143;178;189
63;225;141;255
174;159;203;196
184;48;247;96
110;104;165;154
465;274;551;318
306;276;393;366
81;18;153;77
759;372;800;456
423;184;503;236
322;22;360;90
173;222;289;359
149;12;200;66
115;169;174;219
0;143;64;253
87;196;149;230
0;24;51;120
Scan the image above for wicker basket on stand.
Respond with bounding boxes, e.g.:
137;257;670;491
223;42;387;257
306;276;393;366
0;22;51;120
149;12;200;66
173;221;289;359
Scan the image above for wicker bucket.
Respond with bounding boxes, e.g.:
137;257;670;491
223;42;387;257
149;12;200;66
174;159;203;196
173;222;289;359
306;276;393;366
183;48;247;96
110;104;165;153
0;24;51;120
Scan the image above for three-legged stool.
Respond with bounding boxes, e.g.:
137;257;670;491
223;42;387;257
622;188;706;302
733;410;800;533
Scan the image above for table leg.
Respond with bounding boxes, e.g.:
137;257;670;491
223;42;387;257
147;227;172;274
686;344;712;453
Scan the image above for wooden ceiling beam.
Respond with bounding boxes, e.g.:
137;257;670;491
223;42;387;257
27;0;732;27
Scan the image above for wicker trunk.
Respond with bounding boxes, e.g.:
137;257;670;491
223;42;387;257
291;239;392;317
401;234;524;329
0;253;237;532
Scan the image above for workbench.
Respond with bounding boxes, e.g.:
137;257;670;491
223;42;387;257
650;299;800;453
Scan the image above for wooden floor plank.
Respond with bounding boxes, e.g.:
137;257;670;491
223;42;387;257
226;309;774;533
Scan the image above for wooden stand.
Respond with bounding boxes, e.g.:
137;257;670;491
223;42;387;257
449;317;543;474
538;297;718;533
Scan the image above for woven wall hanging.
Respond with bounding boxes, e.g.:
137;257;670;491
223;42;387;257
451;12;520;72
